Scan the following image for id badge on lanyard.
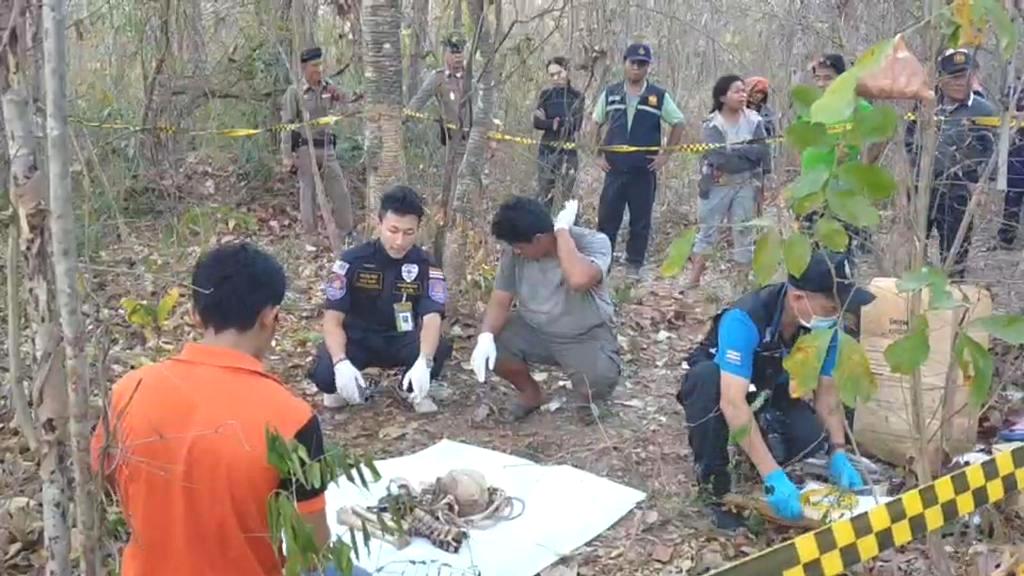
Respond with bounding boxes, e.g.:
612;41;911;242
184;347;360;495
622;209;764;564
394;296;414;333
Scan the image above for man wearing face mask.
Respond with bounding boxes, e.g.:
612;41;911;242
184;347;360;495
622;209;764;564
592;42;685;279
309;185;451;413
676;250;875;530
533;56;585;209
905;49;995;279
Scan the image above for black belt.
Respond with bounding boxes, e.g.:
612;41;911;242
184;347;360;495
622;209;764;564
291;132;336;151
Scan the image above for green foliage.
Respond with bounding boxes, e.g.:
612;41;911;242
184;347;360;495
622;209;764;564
833;333;878;407
971;314;1024;344
790;85;822;117
825;178;880;228
836;162;897;202
814;217;849;252
785;121;832;152
784;167;830;202
753;229;782;286
955;331;994;407
121;287;181;342
783;233;812;278
884;315;931;375
896;266;960;311
660;227;698;278
266;428;389;576
849;105;900;145
783;328;834;398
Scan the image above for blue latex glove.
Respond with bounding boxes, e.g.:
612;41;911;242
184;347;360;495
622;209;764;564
829;451;865;490
764;469;803;520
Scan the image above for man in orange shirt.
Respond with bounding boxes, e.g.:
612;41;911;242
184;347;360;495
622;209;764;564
92;243;366;576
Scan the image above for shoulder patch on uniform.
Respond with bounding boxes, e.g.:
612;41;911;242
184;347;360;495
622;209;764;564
401;263;419;282
428;277;447;304
324;272;347;301
648;94;658;107
429;267;445;279
332;259;350;275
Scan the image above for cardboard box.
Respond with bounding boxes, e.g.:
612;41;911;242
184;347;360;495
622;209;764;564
854;277;992;472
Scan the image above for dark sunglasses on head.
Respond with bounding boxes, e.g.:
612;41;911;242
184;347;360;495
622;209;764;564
628;59;650;68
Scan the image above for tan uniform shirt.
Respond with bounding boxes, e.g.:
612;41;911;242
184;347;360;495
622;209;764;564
408;68;470;129
281;78;342;159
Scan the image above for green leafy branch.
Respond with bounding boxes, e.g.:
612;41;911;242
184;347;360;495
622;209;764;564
120;287;180;342
266;427;396;576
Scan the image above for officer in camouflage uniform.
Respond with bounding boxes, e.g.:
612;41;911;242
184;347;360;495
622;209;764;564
281;46;354;238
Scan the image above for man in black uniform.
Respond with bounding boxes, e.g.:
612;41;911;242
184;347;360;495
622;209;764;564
677;251;874;529
533;56;585;209
905;49;995;278
309;185;452;412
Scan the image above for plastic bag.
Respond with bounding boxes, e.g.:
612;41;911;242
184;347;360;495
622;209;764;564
856;35;935;102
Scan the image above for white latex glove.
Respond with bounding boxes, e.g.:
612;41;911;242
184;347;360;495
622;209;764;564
553;199;579;231
471;332;497;383
333;359;365;404
402;356;432;404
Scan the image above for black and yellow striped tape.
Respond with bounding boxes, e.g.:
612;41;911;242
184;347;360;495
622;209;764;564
710;444;1024;576
69;108;1017;155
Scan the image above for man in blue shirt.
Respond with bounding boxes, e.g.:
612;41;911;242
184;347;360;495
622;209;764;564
676;251;874;530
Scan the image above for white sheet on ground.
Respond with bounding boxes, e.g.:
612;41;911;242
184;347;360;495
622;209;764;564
324;439;646;576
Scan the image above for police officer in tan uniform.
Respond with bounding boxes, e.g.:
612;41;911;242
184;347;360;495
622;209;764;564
281;46;354;238
408;33;472;200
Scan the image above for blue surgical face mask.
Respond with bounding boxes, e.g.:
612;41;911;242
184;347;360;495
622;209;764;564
799;296;839;330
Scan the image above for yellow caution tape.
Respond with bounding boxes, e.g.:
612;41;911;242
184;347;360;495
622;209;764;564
709;444;1024;576
69;107;1017;156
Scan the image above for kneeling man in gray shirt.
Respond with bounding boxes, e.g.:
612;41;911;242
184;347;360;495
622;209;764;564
470;196;622;421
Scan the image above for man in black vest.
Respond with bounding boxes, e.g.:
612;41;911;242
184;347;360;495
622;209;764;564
592;43;685;279
677;251;874;530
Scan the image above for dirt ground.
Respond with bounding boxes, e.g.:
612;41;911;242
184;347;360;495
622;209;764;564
2;152;1024;574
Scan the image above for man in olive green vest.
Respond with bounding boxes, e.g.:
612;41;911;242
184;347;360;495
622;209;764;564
281;46;354;238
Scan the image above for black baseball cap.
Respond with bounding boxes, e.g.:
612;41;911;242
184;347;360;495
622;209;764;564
938;49;974;76
624;43;653;63
788;251;874;310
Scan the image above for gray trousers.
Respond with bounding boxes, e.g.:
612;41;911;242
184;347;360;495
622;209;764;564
295;145;354;236
694;180;757;264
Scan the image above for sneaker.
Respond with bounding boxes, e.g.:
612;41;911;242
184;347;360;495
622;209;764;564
323;392;348;409
412;397;439;414
624;263;643;281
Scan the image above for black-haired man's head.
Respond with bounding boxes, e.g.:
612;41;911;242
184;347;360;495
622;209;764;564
378;185;425;259
812;54;846;89
191;242;286;358
491;196;555;260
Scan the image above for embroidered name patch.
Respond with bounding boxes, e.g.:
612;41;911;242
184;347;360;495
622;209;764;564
354;270;383;290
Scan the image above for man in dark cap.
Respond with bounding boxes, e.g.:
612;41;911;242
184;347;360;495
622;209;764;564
905;48;995;278
677;250;874;530
409;32;473;224
592;42;685;279
281;46;355;239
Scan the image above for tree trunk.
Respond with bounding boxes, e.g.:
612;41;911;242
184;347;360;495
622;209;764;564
362;0;406;230
43;0;98;571
4;80;72;576
442;0;494;309
404;0;431;103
